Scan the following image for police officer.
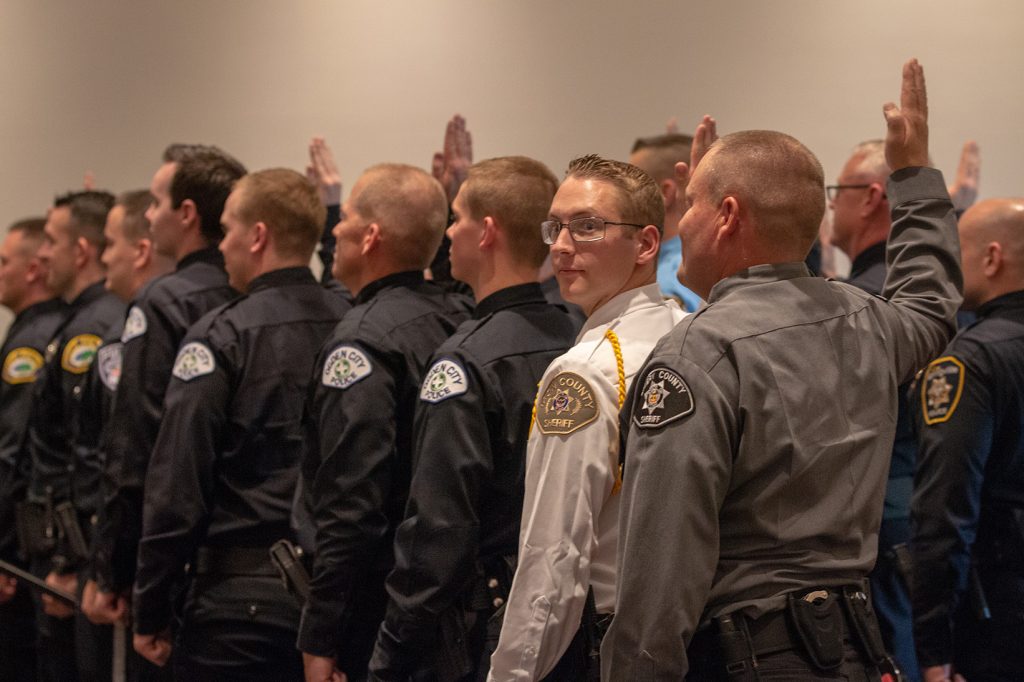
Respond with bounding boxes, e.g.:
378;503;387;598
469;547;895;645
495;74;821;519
488;155;686;681
298;163;471;682
23;190;124;682
84;146;243;641
603;60;962;679
0;217;67;681
911;197;1024;682
132;169;351;680
369;157;578;681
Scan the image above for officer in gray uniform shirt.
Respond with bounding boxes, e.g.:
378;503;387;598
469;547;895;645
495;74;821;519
603;60;962;680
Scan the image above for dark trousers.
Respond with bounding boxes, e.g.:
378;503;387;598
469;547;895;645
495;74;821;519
172;573;302;681
869;516;919;682
687;641;881;681
0;586;37;682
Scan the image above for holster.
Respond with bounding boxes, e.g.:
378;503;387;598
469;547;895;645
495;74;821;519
54;501;90;566
269;539;311;605
14;500;55;559
786;590;844;671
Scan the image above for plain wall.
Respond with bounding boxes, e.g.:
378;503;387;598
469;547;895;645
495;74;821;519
2;0;1022;333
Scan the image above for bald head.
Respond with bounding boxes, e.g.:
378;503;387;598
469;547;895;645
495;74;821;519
959;197;1024;309
701;130;825;255
354;163;449;270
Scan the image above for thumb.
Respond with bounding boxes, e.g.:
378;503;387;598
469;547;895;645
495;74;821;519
883;102;904;134
674;161;690;185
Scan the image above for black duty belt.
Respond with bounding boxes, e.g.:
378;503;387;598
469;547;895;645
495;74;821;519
193;546;278;577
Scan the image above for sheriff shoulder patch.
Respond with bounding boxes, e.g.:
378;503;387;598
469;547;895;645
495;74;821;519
921;356;965;425
121;305;148;342
97;342;123;392
537;371;599;436
632;365;694;429
61;334;102;374
420;359;468;403
322;345;372;389
2;347;44;385
172;342;216;381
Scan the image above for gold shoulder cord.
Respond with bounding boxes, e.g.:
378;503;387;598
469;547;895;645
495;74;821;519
604;329;626;495
528;328;626;494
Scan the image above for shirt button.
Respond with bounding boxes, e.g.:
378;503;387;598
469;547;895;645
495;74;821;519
492;597;504;608
247;604;258;619
487;578;499;589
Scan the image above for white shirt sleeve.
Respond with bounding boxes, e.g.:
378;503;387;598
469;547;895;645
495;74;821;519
487;360;619;682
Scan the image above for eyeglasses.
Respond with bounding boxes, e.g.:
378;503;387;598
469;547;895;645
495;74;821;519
825;184;872;201
540;216;645;245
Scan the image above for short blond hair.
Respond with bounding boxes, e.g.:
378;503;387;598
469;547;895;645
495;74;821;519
462;156;558;269
565;154;664;234
354;164;448;270
234;168;325;261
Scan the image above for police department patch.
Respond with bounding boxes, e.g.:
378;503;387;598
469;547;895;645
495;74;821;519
537;371;599;435
172;342;216;381
2;347;44;384
632;366;694;429
121;305;148;342
61;334;102;374
322;345;372;389
97;342;123;391
921;356;965;425
420;359;468;403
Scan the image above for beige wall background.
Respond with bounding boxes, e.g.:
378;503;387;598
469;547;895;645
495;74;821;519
2;0;1021;333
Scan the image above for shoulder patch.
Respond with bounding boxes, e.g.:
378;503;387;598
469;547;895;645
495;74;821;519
61;334;102;374
537;371;599;436
2;347;44;384
921;356;965;425
321;345;373;389
121;305;148;342
172;341;216;381
97;343;123;391
632;366;694;430
420;359;468;403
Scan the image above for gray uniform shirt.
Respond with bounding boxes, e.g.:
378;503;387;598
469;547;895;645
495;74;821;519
602;167;962;678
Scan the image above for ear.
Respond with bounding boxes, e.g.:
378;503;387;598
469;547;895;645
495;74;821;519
479;216;498;251
660;179;677;211
982;241;1003;277
634;224;661;267
74;236;92;269
361;223;381;256
716;196;741;241
862;182;888;217
251;222;269;255
134;238;154;270
179;198;199;231
25;255;44;284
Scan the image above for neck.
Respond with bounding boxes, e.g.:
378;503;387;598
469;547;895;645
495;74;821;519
473;256;539;302
176;234;214;264
10;288;52;315
65;264;105;303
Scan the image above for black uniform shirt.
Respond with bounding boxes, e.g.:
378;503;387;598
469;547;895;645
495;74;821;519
0;298;67;561
911;289;1024;666
298;270;472;659
91;247;236;591
27;281;125;515
370;283;577;678
132;267;350;635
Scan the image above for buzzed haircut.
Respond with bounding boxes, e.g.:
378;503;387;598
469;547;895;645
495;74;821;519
234;168;325;261
7;217;47;255
54;190;116;251
462;156;558;269
116;189;155;242
354;163;449;270
631;133;695;183
565;154;665;234
701;130;825;251
162;144;247;245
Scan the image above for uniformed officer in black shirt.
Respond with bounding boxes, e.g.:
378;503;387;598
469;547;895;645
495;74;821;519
911;197;1024;682
24;190;123;681
299;163;472;682
84;146;244;641
368;157;578;681
0;217;67;682
132;168;351;679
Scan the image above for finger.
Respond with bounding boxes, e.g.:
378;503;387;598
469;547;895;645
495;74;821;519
463;129;473;161
443;118;458;160
665;116;679;134
674;161;690;187
901;58;926;120
431;152;444;179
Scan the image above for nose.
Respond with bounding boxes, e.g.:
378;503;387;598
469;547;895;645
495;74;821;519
550;224;575;254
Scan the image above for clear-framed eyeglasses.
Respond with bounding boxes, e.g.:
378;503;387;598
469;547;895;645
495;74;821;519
540;216;645;245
